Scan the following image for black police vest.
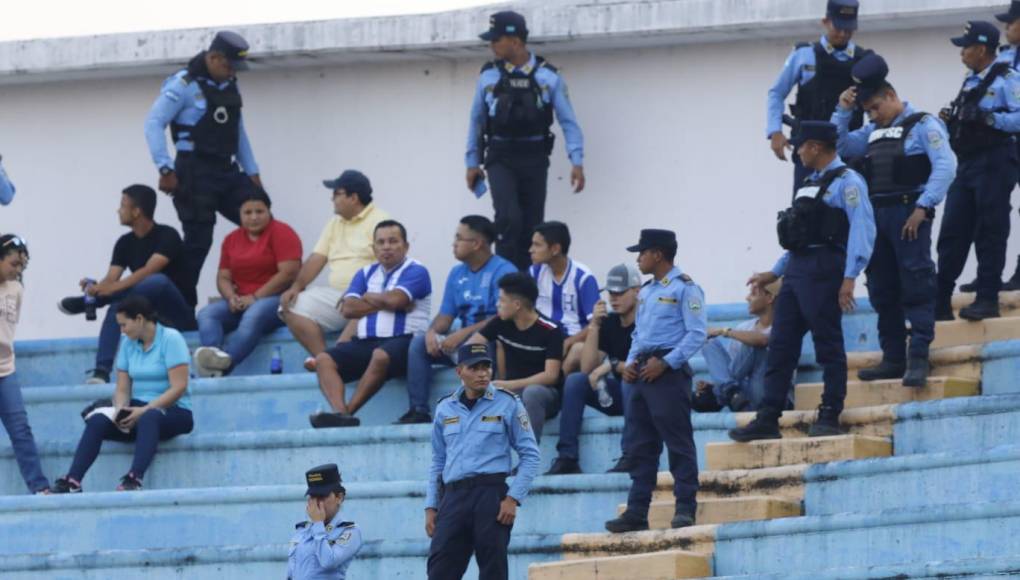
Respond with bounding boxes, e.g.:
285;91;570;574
777;167;851;251
863;112;932;196
792;43;872;129
169;54;243;157
947;62;1013;157
483;57;555;153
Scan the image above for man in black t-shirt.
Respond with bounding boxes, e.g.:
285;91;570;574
546;264;641;475
470;272;564;442
58;185;196;384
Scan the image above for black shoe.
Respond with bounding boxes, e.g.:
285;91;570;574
116;473;143;491
726;391;751;412
309;412;361;429
807;405;843;437
606;455;635;473
58;296;86;315
84;368;110;385
545;457;582;476
959;300;1000;321
605;511;649;533
959;279;978;293
394;409;432;425
692;386;723;413
51;476;82;494
902;358;929;388
671;507;696;529
728;410;781;442
857;359;906;382
1004;257;1020;291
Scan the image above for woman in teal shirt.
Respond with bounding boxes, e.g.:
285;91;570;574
53;295;193;492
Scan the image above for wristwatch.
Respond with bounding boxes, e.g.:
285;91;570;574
159;166;174;176
723;328;732;337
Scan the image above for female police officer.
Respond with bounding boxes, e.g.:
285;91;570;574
288;464;362;580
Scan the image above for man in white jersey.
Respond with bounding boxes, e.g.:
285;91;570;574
310;220;432;428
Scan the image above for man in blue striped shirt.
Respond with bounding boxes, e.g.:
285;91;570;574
310;220;432;428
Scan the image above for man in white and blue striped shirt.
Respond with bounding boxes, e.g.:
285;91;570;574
310;220;432;428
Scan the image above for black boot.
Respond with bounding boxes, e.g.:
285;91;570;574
935;294;955;322
728;408;781;442
1003;256;1020;292
671;505;696;529
959;278;978;293
545;457;582;476
606;455;635;473
902;358;929;388
807;405;843;437
959;300;1000;321
605;510;649;533
857;359;906;382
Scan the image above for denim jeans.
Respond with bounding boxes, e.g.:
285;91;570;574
0;372;49;492
555;371;630;461
197;295;283;373
701;337;768;410
95;274;197;373
405;333;457;414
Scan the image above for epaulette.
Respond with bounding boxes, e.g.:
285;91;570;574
481;61;497;73
794;41;812;50
295;521;309;530
535;55;557;73
338;521;356;528
679;274;694;284
436;392;455;405
495;387;519;399
641;279;654;288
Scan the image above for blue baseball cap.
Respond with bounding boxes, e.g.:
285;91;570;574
457;343;493;367
480;11;529;41
209;31;250;71
852;53;890;104
323;170;373;198
791;121;839;147
827;0;860;31
951;21;1000;48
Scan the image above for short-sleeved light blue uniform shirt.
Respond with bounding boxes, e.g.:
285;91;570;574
114;323;192;410
440;255;518;327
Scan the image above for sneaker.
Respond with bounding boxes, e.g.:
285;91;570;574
84;369;110;385
857;359;906;382
605;510;649;534
194;346;232;378
902;358;929;388
671;507;696;529
309;411;360;429
807;405;843;437
959;279;978;293
58;296;86;315
303;356;318;372
606;455;635;473
51;476;82;494
116;473;143;491
544;457;582;476
394;409;432;425
959;300;1000;321
728;410;781;442
34;488;52;495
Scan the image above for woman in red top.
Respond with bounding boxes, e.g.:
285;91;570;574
194;191;302;376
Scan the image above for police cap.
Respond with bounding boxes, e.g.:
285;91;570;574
457;343;493;367
323;170;373;198
996;1;1020;23
627;229;677;253
790;121;839;147
951;21;1000;48
209;31;250;71
305;463;345;497
480;11;529;42
852;53;890;104
826;0;860;31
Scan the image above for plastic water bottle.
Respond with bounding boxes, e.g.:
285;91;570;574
595;378;613;408
270;346;283;375
83;278;97;321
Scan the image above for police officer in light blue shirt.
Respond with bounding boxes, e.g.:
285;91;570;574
731;121;875;443
465;11;586;270
425;343;540;580
0;156;14;206
144;31;262;295
604;229;707;534
832;53;957;387
288;463;362;580
993;1;1020;292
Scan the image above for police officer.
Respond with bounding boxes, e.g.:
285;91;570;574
0;155;14;206
767;0;872;190
288;464;363;580
425;343;541;580
730;122;875;442
936;21;1020;321
832;54;957;387
144;31;263;294
465;11;586;270
994;1;1020;292
604;229;707;534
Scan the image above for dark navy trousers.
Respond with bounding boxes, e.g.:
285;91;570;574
865;203;937;362
761;247;847;414
485;153;549;270
427;481;512;580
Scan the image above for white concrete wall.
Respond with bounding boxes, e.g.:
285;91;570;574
1;20;1016;340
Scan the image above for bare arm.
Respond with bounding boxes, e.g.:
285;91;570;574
340;296;380;319
429;314;456;335
579;323;606;375
216;269;237;301
144;365;189;409
724;328;770;349
362;289;412;311
253;260;300;299
495;359;561;392
113;370;132;408
290;253;328;292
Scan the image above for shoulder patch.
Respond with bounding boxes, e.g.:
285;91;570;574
844;185;861;208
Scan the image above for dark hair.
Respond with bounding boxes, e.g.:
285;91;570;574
122;184;157;220
0;234;28;261
533;221;571;255
498;272;539;306
239;188;272;210
460;215;497;245
115;294;159;322
374;219;407;243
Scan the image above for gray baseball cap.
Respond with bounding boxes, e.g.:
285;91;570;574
603;263;642;292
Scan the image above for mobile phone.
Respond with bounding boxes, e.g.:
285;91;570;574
115;408;132;423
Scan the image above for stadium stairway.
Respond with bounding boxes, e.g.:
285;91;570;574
1;293;1019;578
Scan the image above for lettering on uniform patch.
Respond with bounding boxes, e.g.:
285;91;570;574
657;297;678;304
845;186;860;208
868;127;904;143
443;416;460;425
928;130;943;149
481;415;502;423
509;78;530;89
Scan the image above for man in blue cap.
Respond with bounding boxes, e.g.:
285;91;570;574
288;463;362;579
465;10;586;270
936;21;1020;320
144;30;262;295
831;53;957;387
730;121;875;442
604;229;706;534
767;0;873;190
425;342;540;580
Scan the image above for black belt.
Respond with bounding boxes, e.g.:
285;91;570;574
447;473;508;491
870;191;921;208
636;349;673;364
176;150;234;169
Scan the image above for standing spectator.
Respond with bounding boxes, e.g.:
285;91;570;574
58;185;195;384
468;272;564;442
0;155;15;206
52;296;194;493
309;221;431;429
193;190;301;376
0;235;50;494
546;263;641;476
399;215;516;424
280;170;390;370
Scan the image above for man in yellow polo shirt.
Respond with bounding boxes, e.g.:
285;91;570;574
280;170;390;369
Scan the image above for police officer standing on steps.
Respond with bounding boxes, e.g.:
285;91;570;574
144;31;263;293
990;1;1020;292
936;21;1020;322
832;53;957;388
767;0;872;190
465;11;586;270
288;464;363;580
425;343;540;580
605;229;707;534
730;122;875;443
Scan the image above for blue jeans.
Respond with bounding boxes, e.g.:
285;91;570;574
405;333;456;414
95;274;197;373
0;373;49;492
555;371;630;461
701;337;768;410
197;296;283;373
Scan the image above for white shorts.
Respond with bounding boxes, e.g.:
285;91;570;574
283;286;347;332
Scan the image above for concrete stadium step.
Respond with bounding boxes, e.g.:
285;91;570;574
845;344;983;380
931;317;1020;349
893;393;1020;455
953;290;1020;317
708;554;1020;579
693;464;808;502
793;376;979;410
527;549;711;580
618;496;801;529
705;435;892;471
730;404;895;439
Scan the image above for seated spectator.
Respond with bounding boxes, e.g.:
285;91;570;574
546;263;641;475
58;185;196;384
193;191;302;376
0;235;50;493
693;278;780;413
310;220;431;428
0;155;15;206
398;215;517;424
469;272;564;442
528;221;599;374
279;170;390;369
52;296;194;493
